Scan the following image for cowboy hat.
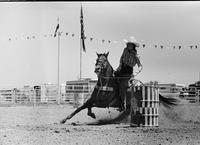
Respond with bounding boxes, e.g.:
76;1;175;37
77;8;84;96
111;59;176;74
124;36;140;47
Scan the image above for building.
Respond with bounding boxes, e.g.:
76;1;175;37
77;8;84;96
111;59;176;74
63;78;97;106
184;81;200;104
158;83;186;98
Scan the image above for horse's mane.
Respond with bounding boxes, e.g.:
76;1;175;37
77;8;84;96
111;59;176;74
106;60;114;76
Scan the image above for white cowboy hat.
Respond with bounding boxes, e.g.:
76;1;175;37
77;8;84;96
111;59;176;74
124;36;140;47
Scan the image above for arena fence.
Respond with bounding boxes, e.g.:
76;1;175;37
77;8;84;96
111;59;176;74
61;92;91;108
0;84;199;106
0;86;92;106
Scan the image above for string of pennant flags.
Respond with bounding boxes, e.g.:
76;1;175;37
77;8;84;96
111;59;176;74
3;5;200;51
7;32;113;44
6;32;199;50
6;32;118;45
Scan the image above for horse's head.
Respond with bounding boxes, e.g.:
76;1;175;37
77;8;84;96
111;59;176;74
94;52;111;76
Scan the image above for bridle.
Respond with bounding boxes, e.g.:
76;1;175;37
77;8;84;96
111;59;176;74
94;54;113;92
95;55;108;76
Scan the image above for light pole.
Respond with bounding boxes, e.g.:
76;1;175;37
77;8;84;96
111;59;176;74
56;17;61;105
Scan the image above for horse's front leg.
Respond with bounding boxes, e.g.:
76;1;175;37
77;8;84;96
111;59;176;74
60;103;88;124
87;107;96;119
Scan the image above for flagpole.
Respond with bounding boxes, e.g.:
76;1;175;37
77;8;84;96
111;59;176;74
57;17;60;104
80;36;82;80
80;3;86;80
80;3;83;80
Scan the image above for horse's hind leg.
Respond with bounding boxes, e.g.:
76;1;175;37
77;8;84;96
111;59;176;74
87;107;96;119
60;103;88;124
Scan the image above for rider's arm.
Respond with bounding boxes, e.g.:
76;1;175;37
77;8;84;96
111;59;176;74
135;55;142;68
120;48;126;64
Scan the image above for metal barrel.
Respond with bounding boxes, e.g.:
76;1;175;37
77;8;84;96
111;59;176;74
130;85;159;127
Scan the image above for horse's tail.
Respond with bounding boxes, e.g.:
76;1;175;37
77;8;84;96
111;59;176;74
159;94;179;108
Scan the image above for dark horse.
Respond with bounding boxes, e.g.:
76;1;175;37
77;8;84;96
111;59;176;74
60;52;177;124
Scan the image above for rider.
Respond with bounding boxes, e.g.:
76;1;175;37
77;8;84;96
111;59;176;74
114;36;142;112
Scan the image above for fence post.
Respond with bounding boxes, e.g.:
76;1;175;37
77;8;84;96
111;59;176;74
12;89;15;105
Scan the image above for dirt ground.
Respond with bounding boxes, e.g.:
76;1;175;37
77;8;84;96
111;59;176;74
1;103;200;145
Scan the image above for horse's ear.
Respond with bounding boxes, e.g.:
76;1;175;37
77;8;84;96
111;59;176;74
96;52;100;57
105;51;109;58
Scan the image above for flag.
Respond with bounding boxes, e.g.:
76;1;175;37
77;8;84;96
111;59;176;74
80;4;86;52
54;23;59;37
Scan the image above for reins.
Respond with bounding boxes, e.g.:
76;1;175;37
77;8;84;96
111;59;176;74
96;63;144;92
97;64;143;79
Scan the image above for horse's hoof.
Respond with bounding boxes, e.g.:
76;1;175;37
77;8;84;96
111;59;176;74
88;113;96;119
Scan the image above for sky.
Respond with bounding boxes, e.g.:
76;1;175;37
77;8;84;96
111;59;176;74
0;1;200;88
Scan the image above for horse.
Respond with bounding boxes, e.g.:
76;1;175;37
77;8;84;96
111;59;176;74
60;52;177;124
